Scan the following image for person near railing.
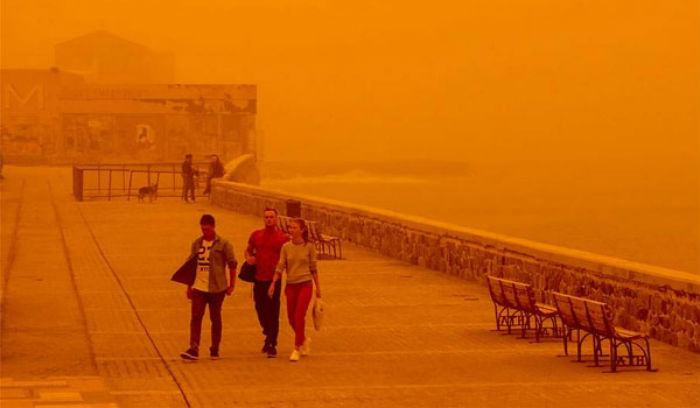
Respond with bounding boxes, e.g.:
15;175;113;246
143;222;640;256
203;154;225;196
181;154;198;203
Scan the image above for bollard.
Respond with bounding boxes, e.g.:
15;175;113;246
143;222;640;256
73;167;84;201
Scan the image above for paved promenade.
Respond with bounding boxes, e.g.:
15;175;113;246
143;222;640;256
2;166;699;408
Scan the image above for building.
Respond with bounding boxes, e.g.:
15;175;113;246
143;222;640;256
55;30;175;84
1;69;257;164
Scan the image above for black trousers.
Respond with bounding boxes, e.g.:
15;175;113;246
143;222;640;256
253;280;281;347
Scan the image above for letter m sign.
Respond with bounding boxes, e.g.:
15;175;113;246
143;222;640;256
4;84;45;110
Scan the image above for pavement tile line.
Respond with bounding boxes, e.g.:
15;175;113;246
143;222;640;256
0;178;24;306
166;378;700;393
48;179;99;373
0;375;117;407
2;177;103;386
72;203;192;408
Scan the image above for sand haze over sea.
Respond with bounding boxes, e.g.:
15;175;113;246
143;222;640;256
262;156;700;275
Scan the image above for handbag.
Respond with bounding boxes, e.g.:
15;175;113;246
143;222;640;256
312;298;325;331
237;261;256;283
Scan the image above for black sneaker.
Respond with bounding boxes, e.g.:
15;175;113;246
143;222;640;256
180;347;199;360
267;346;277;358
210;347;220;360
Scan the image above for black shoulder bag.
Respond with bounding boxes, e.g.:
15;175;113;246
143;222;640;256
238;261;256;283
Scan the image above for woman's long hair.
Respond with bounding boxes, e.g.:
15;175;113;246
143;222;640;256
291;218;309;243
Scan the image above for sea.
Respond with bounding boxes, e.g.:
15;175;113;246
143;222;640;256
260;157;700;275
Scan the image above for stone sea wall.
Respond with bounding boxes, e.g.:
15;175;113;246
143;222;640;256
211;181;700;352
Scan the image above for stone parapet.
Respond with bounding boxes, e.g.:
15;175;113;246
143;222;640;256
211;180;700;352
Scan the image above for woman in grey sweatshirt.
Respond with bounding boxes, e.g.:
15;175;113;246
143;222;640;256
269;218;322;361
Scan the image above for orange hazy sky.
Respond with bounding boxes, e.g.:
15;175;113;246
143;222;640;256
2;0;698;162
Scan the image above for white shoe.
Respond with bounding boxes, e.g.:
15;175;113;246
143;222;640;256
300;338;311;356
289;349;300;362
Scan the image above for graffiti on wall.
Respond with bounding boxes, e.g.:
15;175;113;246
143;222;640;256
1;70;257;164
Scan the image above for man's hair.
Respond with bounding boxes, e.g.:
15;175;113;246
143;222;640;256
185;154;192;158
200;214;215;225
263;207;278;215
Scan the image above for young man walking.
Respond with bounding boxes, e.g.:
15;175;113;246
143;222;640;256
245;208;289;357
181;214;237;360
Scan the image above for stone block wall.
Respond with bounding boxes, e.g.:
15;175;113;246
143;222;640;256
211;181;700;352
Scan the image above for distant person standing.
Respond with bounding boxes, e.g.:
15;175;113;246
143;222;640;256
269;218;321;362
203;154;225;196
181;214;237;360
245;208;289;358
181;154;198;203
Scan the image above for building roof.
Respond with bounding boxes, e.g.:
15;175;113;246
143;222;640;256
55;30;153;53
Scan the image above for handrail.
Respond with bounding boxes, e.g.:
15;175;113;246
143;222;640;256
73;162;211;201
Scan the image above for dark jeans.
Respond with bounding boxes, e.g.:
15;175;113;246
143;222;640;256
182;176;195;201
190;289;226;351
253;280;281;347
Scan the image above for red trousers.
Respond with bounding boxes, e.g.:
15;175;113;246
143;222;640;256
285;281;313;348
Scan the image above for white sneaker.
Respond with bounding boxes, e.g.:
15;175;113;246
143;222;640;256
289;349;300;362
300;338;311;356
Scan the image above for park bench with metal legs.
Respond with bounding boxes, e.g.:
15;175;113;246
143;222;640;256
486;275;528;333
278;215;291;234
552;292;654;372
486;276;561;341
308;221;342;259
279;216;342;259
551;291;604;364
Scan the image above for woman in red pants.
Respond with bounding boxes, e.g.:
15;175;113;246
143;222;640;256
269;218;322;361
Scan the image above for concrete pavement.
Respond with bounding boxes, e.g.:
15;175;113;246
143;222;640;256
1;166;699;407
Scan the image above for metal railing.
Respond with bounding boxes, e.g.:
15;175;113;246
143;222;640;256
72;162;210;201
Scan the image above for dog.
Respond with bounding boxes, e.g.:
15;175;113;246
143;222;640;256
137;183;158;202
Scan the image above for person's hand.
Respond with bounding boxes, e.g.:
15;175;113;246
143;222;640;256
226;284;235;296
186;286;193;299
267;283;276;298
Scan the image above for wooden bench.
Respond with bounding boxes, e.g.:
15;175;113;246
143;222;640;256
552;292;654;372
278;216;342;259
277;215;292;234
486;276;560;342
308;220;342;259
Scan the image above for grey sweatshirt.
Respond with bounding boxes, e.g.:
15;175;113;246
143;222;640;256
275;241;318;284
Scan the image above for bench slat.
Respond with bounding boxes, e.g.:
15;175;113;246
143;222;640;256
615;328;647;340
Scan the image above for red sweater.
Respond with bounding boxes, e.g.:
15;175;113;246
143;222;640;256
247;227;289;281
